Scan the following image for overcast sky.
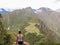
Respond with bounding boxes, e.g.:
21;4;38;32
0;0;60;10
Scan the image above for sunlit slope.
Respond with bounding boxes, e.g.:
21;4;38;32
25;22;41;35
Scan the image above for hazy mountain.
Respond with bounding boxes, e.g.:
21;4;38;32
0;8;12;14
32;9;36;12
38;7;52;11
2;7;60;43
36;7;53;15
2;7;38;31
56;9;60;12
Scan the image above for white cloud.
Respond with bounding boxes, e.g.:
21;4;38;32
0;0;60;10
0;0;25;9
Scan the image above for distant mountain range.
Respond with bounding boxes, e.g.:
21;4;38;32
0;8;13;14
1;7;60;14
0;7;52;14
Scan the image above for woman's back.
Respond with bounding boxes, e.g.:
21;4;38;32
17;31;23;45
17;34;23;41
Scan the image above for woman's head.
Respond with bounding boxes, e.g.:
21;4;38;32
19;31;21;34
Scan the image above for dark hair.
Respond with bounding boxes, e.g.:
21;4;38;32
19;31;21;34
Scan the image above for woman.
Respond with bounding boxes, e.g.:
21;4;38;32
16;31;24;45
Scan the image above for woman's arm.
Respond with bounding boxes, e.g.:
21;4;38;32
22;34;24;41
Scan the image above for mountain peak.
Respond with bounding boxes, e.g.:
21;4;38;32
38;7;52;11
36;7;52;14
25;7;32;9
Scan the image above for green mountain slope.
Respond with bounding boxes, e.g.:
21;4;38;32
36;9;60;42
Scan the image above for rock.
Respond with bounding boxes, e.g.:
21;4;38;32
13;41;30;45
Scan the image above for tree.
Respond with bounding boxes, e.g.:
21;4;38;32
0;14;5;45
0;14;2;18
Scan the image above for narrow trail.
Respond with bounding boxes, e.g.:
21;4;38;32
13;42;30;45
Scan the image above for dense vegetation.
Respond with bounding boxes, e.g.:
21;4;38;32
0;14;16;45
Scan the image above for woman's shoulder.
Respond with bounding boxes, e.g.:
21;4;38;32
21;34;23;37
17;34;23;37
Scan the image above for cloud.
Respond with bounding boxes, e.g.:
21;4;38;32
0;0;60;10
0;0;25;9
55;0;60;2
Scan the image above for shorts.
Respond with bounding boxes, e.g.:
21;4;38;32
18;41;23;45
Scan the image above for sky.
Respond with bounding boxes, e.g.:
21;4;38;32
0;0;60;10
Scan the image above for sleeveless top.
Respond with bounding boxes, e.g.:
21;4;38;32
17;34;23;42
